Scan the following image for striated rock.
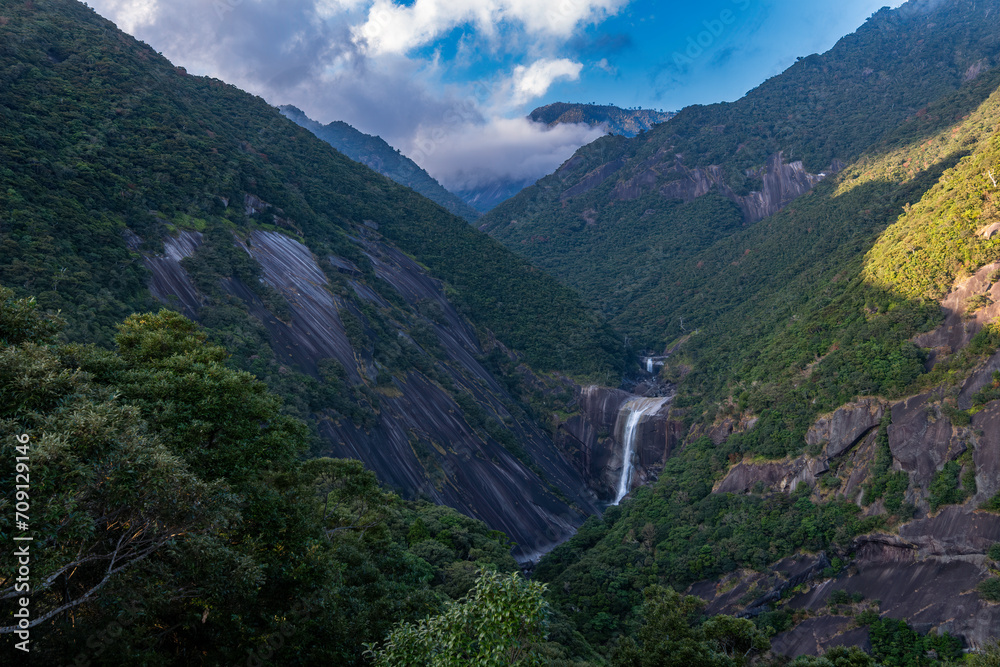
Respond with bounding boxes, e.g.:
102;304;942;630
602;151;839;223
970;400;1000;501
578;385;633;434
143;231;203;319
806;398;886;459
786;545;999;646
237;230;360;381
691;553;832;618
771;617;868;657
560;159;626;200
899;506;1000;556
556;386;680;501
146;228;601;559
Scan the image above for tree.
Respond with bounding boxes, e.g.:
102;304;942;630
0;294;225;639
365;569;549;666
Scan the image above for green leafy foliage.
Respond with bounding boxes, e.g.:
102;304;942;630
280;105;482;222
862;415;912;514
366;570;548;667
968;639;1000;667
0;293;523;665
534;438;883;644
928;461;971;512
609;586;769;667
869;618;963;667
789;646;878;667
979;578;1000;603
0;0;624;383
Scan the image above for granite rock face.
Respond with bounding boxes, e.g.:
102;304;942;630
142;227;601;560
601;151;838;223
714;457;826;495
888;394;967;483
913;261;1000;363
806;398;886;460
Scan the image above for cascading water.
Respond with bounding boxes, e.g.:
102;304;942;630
613;396;672;505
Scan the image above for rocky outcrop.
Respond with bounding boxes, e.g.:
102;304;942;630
714;457;827;495
806;398;886;459
888;394;967;482
596;151;840;223
142;230;203;319
913;261;1000;362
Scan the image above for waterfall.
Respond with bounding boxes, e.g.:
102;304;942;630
613;396;671;505
646;358;654;373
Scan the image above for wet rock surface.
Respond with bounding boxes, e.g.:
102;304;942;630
558;386;678;500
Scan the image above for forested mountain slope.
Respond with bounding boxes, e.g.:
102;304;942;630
483;0;1000;342
279;104;482;222
0;0;627;557
513;0;1000;657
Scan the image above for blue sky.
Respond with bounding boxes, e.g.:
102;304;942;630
89;0;902;190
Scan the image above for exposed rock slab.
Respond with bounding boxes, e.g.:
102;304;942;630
806;398;886;459
602;151;838;223
146;228;601;559
913;261;1000;361
143;231;203;319
971;401;1000;501
715;457;826;494
888;394;965;482
770;617;866;657
899;507;1000;556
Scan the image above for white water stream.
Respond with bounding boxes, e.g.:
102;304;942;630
613;396;672;505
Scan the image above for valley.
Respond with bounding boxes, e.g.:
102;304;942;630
3;0;1000;664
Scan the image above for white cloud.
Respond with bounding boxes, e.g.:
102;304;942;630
353;0;627;55
509;58;583;106
408;117;605;191
94;0;161;33
86;0;613;205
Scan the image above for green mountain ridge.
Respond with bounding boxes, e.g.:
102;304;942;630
279;104;483;222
